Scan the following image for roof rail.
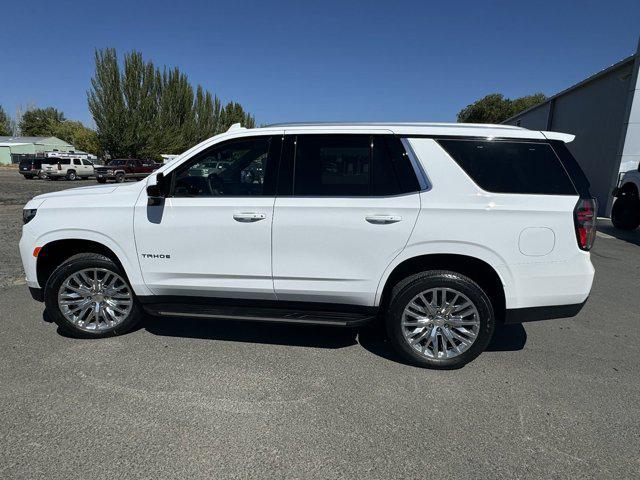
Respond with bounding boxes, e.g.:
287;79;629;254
262;121;526;130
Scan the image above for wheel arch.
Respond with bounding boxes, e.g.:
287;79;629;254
34;232;149;296
619;181;639;197
376;252;508;323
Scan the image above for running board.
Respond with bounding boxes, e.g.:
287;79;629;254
142;303;375;327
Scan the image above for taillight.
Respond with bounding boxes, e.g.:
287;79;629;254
57;163;61;170
574;198;597;251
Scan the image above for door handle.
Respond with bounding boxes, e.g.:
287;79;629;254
233;212;267;222
365;215;402;225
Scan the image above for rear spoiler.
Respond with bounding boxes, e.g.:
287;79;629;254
541;131;575;143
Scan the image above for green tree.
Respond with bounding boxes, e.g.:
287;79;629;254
19;107;65;136
88;48;257;160
52;120;100;156
0;105;12;135
219;101;255;132
457;93;547;124
88;48;128;158
510;93;547;117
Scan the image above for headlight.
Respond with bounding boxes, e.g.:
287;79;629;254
23;209;37;224
106;169;114;174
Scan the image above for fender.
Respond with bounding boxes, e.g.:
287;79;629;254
35;228;153;296
374;240;515;307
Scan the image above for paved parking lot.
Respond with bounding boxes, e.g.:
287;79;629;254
0;167;639;479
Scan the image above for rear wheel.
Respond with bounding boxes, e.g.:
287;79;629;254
66;170;77;181
611;196;640;231
44;253;142;338
385;270;495;369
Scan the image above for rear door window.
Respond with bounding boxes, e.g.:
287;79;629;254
284;134;420;196
437;139;576;195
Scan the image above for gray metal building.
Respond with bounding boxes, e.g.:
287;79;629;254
503;39;640;216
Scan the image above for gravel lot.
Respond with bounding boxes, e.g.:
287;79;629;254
1;167;639;479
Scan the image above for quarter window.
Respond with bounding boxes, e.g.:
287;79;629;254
437;139;577;195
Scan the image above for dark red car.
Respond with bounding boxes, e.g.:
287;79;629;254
95;159;160;183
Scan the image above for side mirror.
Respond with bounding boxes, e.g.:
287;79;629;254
147;172;165;206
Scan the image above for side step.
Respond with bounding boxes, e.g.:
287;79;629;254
142;303;376;327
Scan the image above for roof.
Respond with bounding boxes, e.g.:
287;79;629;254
503;53;637;123
0;136;71;145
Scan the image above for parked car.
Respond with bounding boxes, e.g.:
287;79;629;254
18;158;53;179
94;159;160;183
20;122;596;369
41;158;95;180
611;166;640;230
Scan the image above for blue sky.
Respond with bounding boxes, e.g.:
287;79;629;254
1;0;638;127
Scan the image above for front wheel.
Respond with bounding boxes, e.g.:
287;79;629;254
385;270;495;369
44;253;142;338
115;172;125;183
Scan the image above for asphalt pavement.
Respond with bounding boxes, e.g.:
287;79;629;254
1;167;639;479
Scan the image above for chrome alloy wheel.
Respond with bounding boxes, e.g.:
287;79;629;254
401;288;480;359
57;268;133;332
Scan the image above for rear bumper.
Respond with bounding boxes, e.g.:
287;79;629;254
504;300;587;324
498;253;595;310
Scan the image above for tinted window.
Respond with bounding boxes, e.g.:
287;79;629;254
374;136;421;195
59;159;71;165
294;135;370;196
172;136;277;197
549;141;591;197
81;159;92;166
73;159;81;165
437;139;576;195
290;135;419;196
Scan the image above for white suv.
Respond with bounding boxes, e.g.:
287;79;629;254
41;158;95;180
20;123;596;368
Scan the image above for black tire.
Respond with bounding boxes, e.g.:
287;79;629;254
115;172;125;183
38;170;47;179
97;178;107;184
66;170;77;181
385;270;495;369
611;196;640;231
44;253;142;338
